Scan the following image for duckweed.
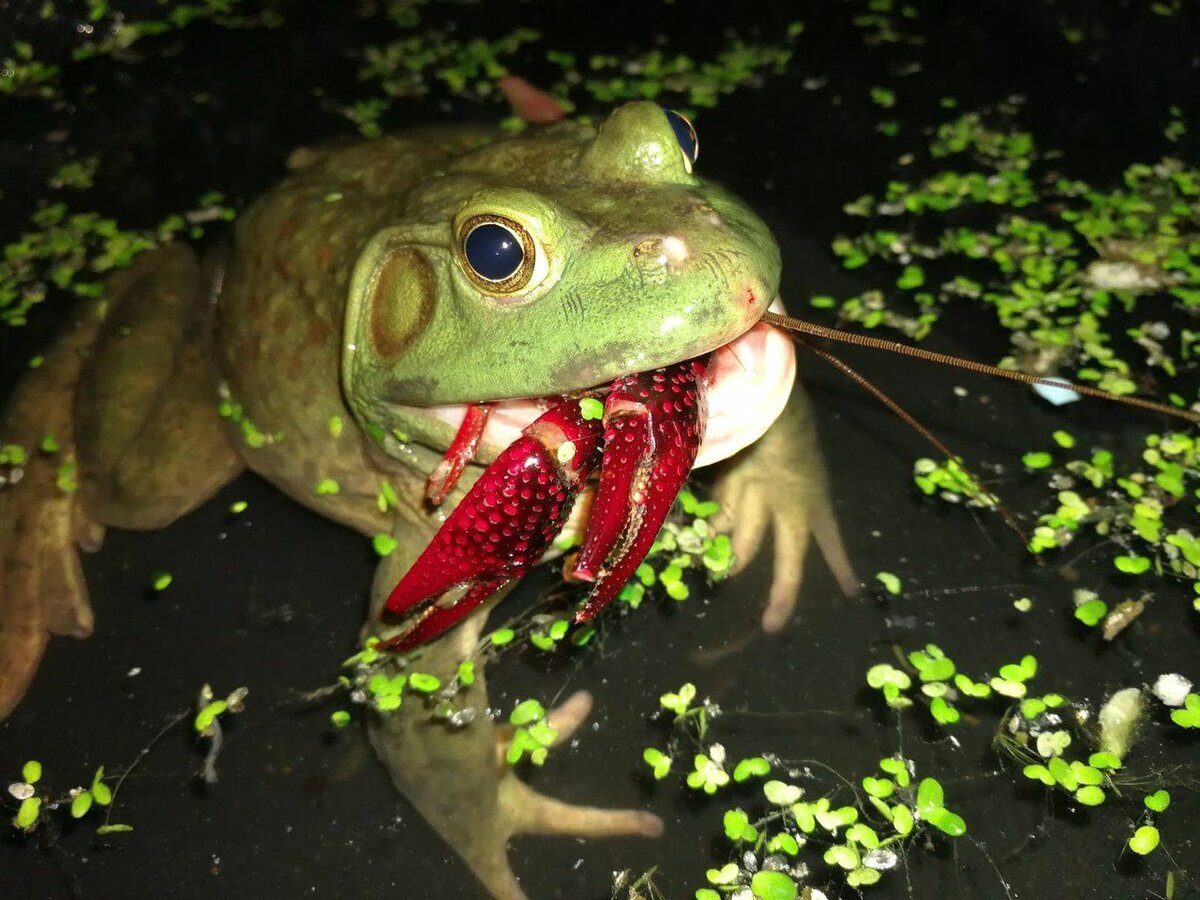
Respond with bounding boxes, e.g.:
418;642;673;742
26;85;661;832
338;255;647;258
638;681;967;897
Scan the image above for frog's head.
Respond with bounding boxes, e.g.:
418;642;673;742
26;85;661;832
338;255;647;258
344;101;794;468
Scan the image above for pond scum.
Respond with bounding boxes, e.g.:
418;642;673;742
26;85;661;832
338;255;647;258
2;2;1197;897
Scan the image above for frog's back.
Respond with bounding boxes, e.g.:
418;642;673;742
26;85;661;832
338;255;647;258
211;127;495;522
221;126;495;348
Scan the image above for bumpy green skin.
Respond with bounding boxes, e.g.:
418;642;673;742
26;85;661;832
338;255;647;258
218;102;778;516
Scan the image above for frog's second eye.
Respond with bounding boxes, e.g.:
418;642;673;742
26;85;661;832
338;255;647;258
662;108;699;170
459;215;535;293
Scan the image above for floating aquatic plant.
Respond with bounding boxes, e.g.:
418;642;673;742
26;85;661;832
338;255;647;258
635;682;967;898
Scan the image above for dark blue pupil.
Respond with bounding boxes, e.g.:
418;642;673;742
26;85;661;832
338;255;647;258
662;108;698;162
464;223;524;281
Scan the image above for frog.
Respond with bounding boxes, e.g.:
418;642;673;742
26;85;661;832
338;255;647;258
0;87;855;897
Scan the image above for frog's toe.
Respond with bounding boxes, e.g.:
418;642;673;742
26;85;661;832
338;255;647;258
543;689;593;743
759;513;810;633
0;465;94;718
501;777;664;839
72;505;106;554
495;689;594;764
712;473;811;631
497;75;566;124
497;690;663;839
40;508;95;640
721;482;769;577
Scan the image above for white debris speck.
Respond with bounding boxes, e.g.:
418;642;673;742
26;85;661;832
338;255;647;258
1152;673;1193;708
1098;687;1143;759
127;667;142;677
864;848;899;870
1086;260;1160;292
1032;378;1081;406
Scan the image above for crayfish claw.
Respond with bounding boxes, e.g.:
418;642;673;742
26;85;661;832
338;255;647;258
381;402;604;650
379;577;506;653
572;356;711;622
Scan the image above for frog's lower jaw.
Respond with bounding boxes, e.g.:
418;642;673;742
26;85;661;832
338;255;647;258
423;298;796;469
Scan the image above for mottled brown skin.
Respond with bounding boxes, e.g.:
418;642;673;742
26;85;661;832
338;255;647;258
215;132;497;535
0;113;854;898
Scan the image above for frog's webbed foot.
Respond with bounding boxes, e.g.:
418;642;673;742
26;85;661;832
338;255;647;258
367;575;660;900
371;678;661;900
712;383;858;633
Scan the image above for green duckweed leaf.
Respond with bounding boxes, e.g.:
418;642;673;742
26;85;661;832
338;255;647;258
750;870;797;900
1144;789;1170;812
1128;825;1160;855
70;790;93;819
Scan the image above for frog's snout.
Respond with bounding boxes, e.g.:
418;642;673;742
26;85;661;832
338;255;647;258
627;225;776;330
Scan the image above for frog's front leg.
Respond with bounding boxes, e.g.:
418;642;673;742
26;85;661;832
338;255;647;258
712;381;858;631
365;515;661;900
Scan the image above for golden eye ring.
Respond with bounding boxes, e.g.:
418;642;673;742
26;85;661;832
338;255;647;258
457;214;537;294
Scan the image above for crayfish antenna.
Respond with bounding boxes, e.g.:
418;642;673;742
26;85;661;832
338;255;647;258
763;311;1200;424
793;335;1031;550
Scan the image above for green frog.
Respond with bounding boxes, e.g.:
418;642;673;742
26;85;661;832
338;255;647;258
0;93;854;897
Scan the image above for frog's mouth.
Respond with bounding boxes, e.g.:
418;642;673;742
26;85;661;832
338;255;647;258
379;305;795;652
424;303;796;470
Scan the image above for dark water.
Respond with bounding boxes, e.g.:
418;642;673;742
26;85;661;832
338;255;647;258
1;1;1197;898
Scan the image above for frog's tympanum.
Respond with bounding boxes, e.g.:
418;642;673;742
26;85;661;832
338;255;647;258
0;87;855;897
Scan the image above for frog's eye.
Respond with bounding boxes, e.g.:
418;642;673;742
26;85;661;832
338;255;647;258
662;108;699;172
458;215;536;294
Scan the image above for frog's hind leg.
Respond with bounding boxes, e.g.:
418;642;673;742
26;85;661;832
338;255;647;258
74;245;243;528
0;245;243;719
1;308;102;718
